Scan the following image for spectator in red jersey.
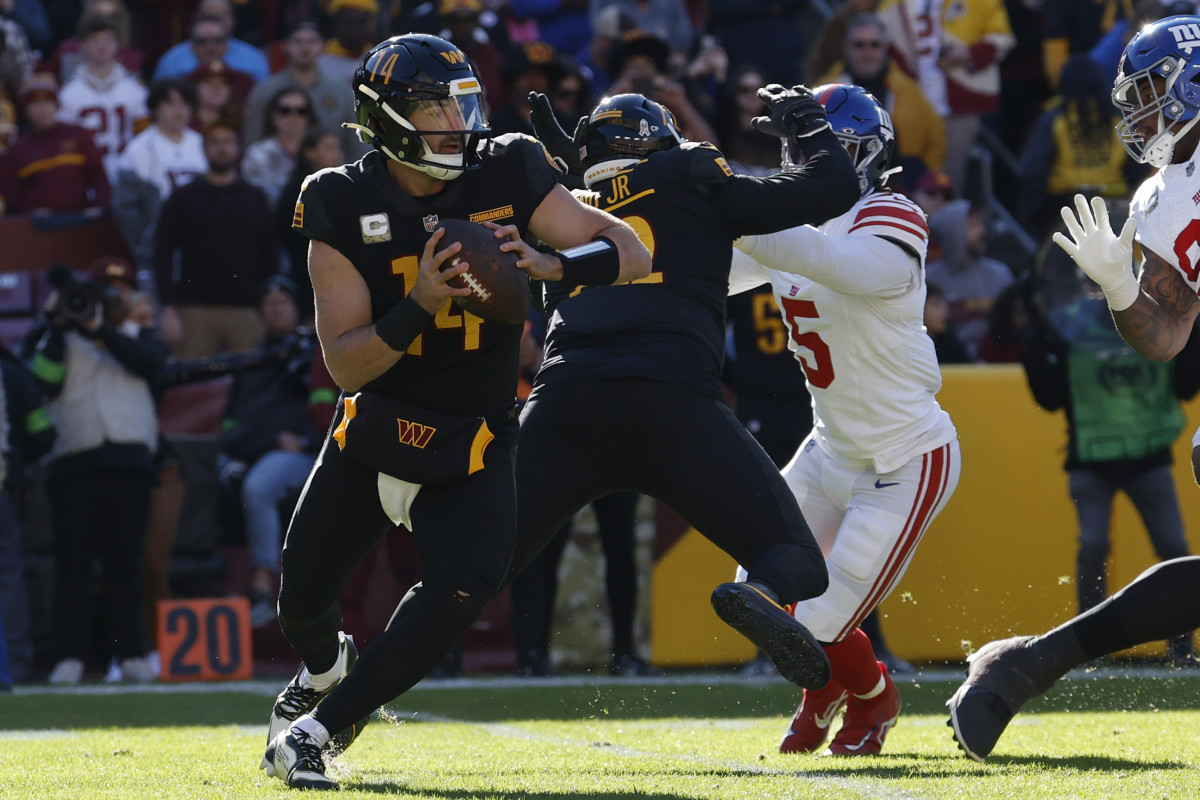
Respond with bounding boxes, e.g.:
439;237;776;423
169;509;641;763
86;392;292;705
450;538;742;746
0;73;110;216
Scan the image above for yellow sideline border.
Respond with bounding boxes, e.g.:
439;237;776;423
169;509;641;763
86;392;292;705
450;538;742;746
651;365;1200;666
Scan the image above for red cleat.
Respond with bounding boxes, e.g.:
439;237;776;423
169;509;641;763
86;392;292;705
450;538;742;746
827;662;901;756
780;679;849;753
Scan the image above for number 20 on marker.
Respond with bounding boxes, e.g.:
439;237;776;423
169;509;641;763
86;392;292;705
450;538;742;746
157;597;254;682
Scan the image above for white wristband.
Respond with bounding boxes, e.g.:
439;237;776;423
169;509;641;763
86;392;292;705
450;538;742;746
1102;270;1140;312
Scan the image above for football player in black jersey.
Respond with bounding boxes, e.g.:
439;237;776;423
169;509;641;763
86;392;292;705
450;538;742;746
261;34;650;790
501;88;860;691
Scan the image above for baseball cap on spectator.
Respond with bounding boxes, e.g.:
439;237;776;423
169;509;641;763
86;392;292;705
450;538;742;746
607;30;671;76
89;256;138;289
502;40;565;83
328;0;379;13
439;0;483;16
19;73;60;107
915;170;954;200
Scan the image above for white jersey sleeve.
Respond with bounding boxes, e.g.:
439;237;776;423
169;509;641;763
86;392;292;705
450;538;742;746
736;192;927;297
728;247;771;295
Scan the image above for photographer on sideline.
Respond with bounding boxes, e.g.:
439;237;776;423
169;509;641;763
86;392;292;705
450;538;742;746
29;257;167;685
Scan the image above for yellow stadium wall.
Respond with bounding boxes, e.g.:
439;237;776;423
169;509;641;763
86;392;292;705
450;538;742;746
649;364;1200;666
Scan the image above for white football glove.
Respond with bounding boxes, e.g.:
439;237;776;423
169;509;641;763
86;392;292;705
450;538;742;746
1052;194;1140;311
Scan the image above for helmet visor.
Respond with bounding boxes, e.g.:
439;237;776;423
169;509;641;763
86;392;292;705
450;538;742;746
407;93;488;135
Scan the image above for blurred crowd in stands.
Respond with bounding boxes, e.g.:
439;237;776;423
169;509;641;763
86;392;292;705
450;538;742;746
0;0;1194;688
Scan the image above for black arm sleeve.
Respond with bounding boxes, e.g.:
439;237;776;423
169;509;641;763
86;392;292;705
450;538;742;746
707;128;859;237
94;324;169;383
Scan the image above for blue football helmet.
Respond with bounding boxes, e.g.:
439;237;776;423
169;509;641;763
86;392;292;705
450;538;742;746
349;34;490;180
1112;15;1200;167
787;84;896;197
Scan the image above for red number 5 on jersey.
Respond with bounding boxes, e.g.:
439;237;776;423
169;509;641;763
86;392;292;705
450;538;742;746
779;297;835;389
1173;218;1200;285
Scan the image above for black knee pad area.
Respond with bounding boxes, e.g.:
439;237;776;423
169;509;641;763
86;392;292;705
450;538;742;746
747;543;830;605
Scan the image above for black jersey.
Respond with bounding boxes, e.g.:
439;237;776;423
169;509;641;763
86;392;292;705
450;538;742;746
293;134;558;416
537;133;859;398
726;285;810;404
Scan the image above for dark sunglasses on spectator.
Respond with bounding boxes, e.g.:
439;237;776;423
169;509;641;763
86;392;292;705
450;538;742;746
193;35;228;45
275;105;311;116
850;39;884;50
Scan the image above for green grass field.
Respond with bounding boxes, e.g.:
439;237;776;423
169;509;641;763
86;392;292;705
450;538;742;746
2;668;1198;799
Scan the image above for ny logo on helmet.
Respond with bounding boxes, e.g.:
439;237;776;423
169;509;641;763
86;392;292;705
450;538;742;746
1169;22;1200;50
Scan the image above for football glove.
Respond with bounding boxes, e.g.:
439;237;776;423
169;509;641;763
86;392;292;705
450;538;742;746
528;91;586;190
1052;194;1140;311
750;84;831;140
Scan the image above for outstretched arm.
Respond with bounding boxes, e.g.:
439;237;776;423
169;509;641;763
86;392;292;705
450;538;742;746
736;227;916;297
1052;193;1198;361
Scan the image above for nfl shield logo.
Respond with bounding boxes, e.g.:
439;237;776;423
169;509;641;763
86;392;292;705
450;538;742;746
423;214;440;232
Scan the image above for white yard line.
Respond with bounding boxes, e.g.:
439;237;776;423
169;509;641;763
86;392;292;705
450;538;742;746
11;663;1198;697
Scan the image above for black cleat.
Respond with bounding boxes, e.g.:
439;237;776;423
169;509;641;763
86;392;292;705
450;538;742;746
946;636;1058;761
711;582;830;689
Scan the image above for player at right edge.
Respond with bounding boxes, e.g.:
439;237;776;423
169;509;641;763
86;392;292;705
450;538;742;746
948;14;1200;761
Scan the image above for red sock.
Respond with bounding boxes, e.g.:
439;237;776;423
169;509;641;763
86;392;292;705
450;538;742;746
822;627;883;696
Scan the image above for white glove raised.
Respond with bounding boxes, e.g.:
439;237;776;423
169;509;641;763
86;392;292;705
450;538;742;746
1052;194;1140;311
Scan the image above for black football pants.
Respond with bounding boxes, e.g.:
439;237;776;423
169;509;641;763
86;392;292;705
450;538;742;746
507;378;828;605
277;430;516;735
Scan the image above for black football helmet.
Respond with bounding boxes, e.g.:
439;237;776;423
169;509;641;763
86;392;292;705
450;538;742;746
574;93;683;186
349;34;490;180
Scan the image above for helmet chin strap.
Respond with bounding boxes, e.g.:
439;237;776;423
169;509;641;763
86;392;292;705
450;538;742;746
411;137;467;180
1145;113;1200;167
342;121;466;180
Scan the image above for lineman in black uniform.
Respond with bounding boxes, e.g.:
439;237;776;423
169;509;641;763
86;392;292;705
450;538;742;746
261;34;650;790
502;89;861;686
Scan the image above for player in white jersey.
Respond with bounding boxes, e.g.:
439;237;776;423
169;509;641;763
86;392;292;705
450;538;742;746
729;84;960;756
56;17;148;182
947;15;1200;763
